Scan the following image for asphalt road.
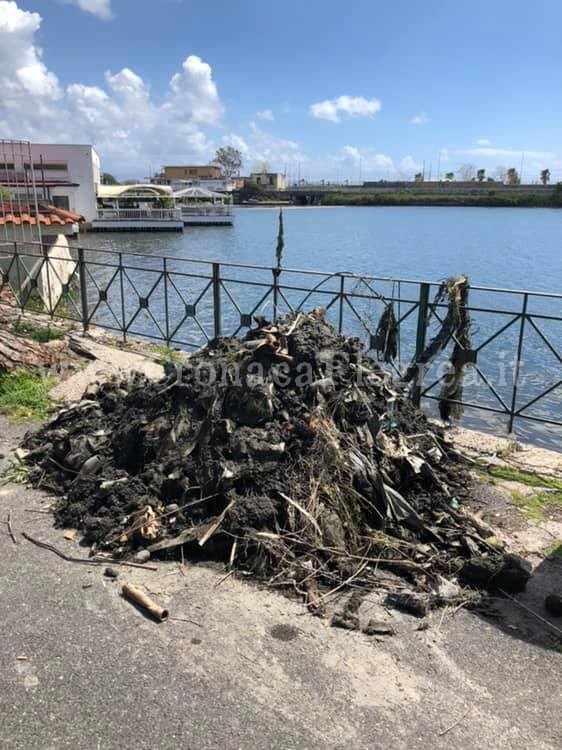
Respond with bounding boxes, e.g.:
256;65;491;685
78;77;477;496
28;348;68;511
1;419;561;750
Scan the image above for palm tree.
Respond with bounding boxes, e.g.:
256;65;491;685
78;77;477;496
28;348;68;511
540;168;551;185
507;168;520;185
477;168;485;182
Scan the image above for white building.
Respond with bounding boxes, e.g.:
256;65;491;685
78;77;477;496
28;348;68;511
27;143;100;222
166;178;238;193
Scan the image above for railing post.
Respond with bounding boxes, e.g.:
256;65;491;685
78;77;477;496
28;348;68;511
212;263;222;338
508;293;528;433
14;242;24;313
163;257;170;345
42;242;53;318
119;252;127;343
77;247;89;333
412;282;430;407
272;267;280;322
338;274;345;333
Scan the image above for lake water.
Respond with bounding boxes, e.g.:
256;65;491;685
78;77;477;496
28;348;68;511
84;205;561;290
80;206;561;448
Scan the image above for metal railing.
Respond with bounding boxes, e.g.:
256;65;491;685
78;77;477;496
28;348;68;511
0;240;560;442
96;208;182;222
179;205;233;217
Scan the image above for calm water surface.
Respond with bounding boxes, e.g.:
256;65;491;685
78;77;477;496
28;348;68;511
81;206;561;447
84;205;561;290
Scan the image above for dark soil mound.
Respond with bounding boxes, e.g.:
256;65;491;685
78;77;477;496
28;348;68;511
23;310;526;608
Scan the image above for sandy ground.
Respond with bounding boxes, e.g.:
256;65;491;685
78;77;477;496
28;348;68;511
49;336;163;403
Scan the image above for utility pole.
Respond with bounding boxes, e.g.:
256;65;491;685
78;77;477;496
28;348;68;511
520;152;525;184
437;151;441;181
359;156;362;185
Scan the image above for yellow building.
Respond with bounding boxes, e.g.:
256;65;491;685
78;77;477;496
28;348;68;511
155;165;222;183
248;172;286;190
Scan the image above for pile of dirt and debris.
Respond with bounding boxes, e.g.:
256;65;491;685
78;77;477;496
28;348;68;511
21;309;531;613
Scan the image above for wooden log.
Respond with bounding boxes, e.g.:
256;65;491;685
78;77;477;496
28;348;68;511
122;583;169;621
0;330;55;372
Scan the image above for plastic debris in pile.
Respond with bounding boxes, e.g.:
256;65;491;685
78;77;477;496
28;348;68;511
22;309;531;614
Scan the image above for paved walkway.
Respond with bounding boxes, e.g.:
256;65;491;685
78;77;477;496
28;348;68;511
1;427;561;749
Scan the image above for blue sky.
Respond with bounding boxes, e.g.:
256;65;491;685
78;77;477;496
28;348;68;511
2;0;561;181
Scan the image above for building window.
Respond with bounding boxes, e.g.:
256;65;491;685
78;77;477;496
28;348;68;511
25;162;68;172
52;195;70;210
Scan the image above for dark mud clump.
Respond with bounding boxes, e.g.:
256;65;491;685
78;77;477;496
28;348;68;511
22;310;527;608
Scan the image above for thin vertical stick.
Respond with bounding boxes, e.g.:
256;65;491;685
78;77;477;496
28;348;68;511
6;511;16;544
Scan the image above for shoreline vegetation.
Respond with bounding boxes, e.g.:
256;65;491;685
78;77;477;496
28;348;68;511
319;189;562;208
235;183;562;209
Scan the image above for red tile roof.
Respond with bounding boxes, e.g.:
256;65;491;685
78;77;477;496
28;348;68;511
0;202;85;227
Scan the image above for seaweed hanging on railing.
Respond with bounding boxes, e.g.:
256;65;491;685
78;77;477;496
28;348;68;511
372;302;398;363
403;275;469;384
438;280;471;420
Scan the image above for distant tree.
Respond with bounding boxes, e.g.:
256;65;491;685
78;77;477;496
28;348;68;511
458;163;476;181
494;165;507;182
444;171;454;181
487;176;495;182
101;172;119;185
0;186;11;200
477;168;486;182
540;168;551;185
122;179;138;185
414;172;424;183
507;167;520;185
214;147;243;178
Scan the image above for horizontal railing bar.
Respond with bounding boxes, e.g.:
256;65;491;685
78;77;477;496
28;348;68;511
5;240;562;299
423;394;562;427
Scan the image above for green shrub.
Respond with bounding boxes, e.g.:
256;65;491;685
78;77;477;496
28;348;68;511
0;369;56;422
14;321;64;343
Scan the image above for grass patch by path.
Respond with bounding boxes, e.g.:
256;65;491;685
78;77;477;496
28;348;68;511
148;344;184;367
510;489;562;521
0;369;56;422
13;321;64;343
486;464;562;491
545;542;562;559
0;457;31;485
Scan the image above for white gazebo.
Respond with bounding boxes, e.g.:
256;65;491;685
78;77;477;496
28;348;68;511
173;186;234;226
91;184;183;232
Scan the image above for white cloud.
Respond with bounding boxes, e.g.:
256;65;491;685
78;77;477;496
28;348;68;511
256;109;274;121
410;112;428;125
335;147;425;180
221;123;307;172
476;138;490;146
341;146;393;172
61;0;112;20
398;155;422;174
458;147;554;160
0;2;61;105
0;3;225;175
309;95;381;123
166;55;223;126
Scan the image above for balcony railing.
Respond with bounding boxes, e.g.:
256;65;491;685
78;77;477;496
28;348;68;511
96;208;182;222
179;205;233;217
